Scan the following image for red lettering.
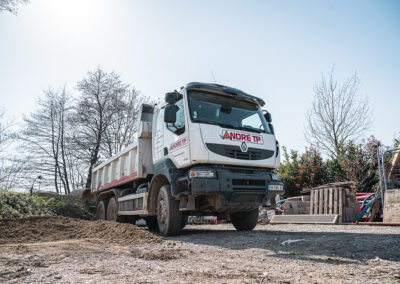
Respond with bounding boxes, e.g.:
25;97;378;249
221;130;263;144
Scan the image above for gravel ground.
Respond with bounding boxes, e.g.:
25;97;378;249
1;220;400;283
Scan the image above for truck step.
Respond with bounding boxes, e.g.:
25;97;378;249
118;192;148;216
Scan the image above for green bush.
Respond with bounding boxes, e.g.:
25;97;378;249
279;136;383;197
0;190;93;219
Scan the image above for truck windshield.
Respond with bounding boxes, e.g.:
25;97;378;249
187;91;271;134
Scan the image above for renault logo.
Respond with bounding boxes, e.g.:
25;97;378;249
240;141;248;152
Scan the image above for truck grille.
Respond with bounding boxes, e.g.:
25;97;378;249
232;179;265;186
206;143;274;160
232;179;266;191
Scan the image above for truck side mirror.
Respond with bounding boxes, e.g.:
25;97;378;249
165;91;182;104
264;112;272;123
164;105;178;123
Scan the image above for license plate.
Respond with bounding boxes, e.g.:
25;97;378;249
268;184;283;191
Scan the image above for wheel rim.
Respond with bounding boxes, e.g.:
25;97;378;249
108;206;114;220
157;197;167;226
108;199;118;221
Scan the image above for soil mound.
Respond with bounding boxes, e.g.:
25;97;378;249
0;216;162;245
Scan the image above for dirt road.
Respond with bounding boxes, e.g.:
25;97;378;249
0;217;400;283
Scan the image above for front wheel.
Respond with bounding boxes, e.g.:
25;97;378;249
156;185;182;236
230;208;259;231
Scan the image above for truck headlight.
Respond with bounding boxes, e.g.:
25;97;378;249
189;170;215;178
271;173;281;181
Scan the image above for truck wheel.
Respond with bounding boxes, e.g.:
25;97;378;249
156;185;182;236
145;216;159;231
106;197;119;222
95;200;107;220
181;215;188;229
230;208;259;231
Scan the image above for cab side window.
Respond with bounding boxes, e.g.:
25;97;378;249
166;99;185;135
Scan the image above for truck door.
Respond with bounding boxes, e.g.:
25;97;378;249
164;97;190;168
152;108;165;163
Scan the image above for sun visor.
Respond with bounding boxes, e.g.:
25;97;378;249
184;82;265;107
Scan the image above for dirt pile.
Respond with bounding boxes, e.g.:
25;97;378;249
0;216;162;245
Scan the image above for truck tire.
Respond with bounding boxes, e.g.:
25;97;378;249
145;216;159;231
156;185;182;236
95;200;107;220
181;215;188;229
106;197;119;222
230;208;259;231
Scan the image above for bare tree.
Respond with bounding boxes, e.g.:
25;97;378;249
0;0;29;14
305;69;372;158
16;67;147;192
101;88;151;158
74;67;131;188
0;108;12;150
0;109;22;190
20;88;73;194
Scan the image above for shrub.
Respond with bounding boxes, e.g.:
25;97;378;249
279;146;331;197
0;190;93;219
279;136;383;196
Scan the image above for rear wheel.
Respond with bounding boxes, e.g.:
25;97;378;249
106;197;118;222
230;208;259;231
156;185;182;236
95;200;107;220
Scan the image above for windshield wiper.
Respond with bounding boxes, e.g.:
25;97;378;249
236;126;263;133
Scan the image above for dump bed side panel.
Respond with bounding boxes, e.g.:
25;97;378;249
91;143;140;193
90;104;154;193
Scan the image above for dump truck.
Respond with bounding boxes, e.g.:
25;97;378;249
90;82;284;235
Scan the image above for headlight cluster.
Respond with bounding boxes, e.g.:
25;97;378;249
189;170;215;178
271;173;281;181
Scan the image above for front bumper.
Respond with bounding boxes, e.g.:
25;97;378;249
189;166;284;209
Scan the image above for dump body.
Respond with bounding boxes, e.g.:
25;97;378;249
91;105;154;193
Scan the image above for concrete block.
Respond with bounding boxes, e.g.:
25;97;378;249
384;189;400;222
270;214;339;224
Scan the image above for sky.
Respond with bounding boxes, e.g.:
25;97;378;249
0;0;399;153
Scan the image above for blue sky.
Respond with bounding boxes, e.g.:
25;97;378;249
0;0;399;153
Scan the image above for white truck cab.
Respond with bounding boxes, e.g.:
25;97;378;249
90;82;284;236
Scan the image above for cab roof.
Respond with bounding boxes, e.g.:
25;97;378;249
184;82;265;107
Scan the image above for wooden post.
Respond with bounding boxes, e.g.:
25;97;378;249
333;188;338;214
319;189;324;214
338;188;343;224
314;189;319;214
324;188;328;214
310;190;314;214
328;188;333;214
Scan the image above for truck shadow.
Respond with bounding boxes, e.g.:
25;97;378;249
166;226;400;264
